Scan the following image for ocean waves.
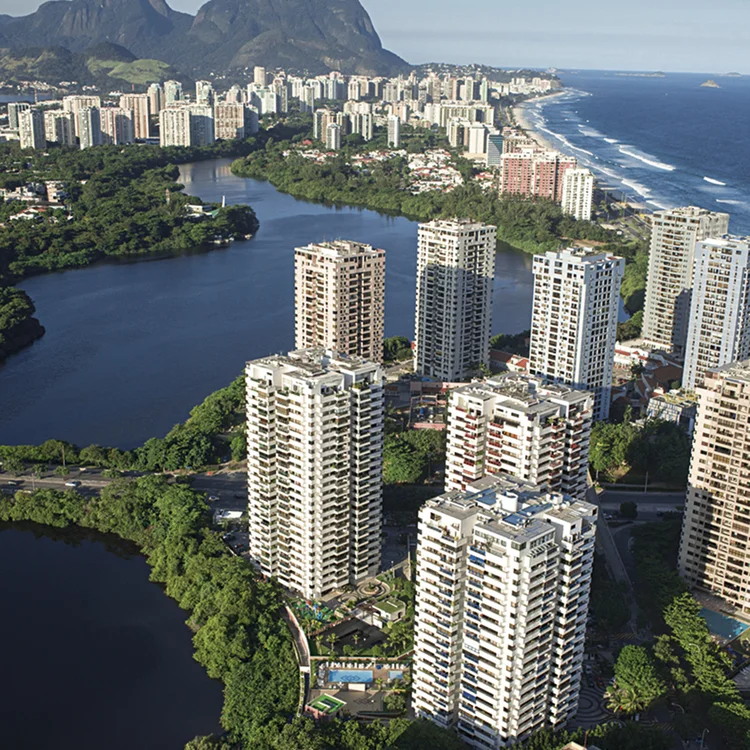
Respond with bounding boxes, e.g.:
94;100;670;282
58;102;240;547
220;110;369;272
617;145;676;171
704;176;727;186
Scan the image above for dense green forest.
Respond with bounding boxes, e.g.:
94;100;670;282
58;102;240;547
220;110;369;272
0;285;44;362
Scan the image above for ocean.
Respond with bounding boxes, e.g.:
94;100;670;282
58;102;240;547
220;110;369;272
521;71;750;234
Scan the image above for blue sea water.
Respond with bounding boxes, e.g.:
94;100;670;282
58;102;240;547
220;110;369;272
522;71;750;233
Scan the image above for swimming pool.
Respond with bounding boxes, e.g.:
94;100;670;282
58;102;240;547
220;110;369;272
700;607;749;641
389;670;404;680
328;669;374;684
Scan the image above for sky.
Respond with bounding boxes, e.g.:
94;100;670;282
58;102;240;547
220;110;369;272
1;0;748;73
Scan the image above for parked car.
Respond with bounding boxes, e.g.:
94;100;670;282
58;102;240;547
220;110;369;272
64;480;80;487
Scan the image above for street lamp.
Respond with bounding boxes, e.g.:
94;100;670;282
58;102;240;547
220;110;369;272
699;728;709;749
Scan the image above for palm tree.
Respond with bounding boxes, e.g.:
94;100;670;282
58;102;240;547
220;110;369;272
606;685;643;715
326;632;337;654
352;632;361;650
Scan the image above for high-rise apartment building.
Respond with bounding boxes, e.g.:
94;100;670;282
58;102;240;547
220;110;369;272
529;248;624;421
387;114;401;147
63;95;101;136
641;207;730;355
253;66;267;86
214;102;249;140
44;110;75;146
119;94;150;139
325;122;342;151
147;83;163;115
500;151;577;203
195;80;214;106
678;360;750;614
245;348;384;599
18;109;45;150
445;374;593;497
159;107;191;147
313;108;334;140
188;105;215;146
561;168;594;221
7;101;31;130
100;107;134;145
163;80;183;106
294;241;385;363
77;107;102;149
415;220;496;381
684;236;750;390
467;123;488;155
413;474;596;747
486;134;503;168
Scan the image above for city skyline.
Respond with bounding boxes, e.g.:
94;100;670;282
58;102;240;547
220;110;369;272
0;0;747;73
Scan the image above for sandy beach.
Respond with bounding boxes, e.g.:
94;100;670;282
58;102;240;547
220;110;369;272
510;90;567;152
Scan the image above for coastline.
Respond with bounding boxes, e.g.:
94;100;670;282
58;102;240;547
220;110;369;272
511;91;567;152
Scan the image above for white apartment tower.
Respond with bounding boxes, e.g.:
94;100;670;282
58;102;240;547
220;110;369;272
683;236;750;390
100;107;135;145
413;474;596;748
18;109;46;150
214;102;248;140
295;241;385;363
163;80;183;106
325;122;342;151
561;168;594;221
8;102;31;130
445;374;593;498
77;107;102;149
147;83;163;115
159;108;191;147
678;361;750;614
44;111;75;146
642;207;730;354
253;66;267;86
188;105;215;146
63;95;101;136
414;220;496;381
246;349;384;599
195;80;214;106
529;248;624;421
387;114;401;147
119;94;150;139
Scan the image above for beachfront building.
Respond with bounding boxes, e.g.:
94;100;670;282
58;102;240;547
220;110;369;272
18;109;45;150
561;168;594;221
294;240;385;363
684;236;750;390
119;94;150;139
641;207;730;355
413;474;597;747
678;360;750;615
246;349;384;600
500;150;577;203
445;374;593;497
414;219;496;381
529;248;624;421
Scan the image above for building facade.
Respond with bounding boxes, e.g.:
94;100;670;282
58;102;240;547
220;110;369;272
119;94;150;139
246;349;384;599
529;248;624;421
684;236;750;390
214;102;248;140
18;109;45;150
561;168;594;221
77;107;102;149
678;361;750;614
100;107;135;145
387;114;401;147
642;207;730;355
159;107;191;147
414;219;496;381
445;374;593;498
325;122;342;151
413;474;596;748
44;110;75;146
294;241;385;362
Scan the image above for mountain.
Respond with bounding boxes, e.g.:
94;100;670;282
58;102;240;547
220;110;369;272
0;43;190;88
0;0;408;77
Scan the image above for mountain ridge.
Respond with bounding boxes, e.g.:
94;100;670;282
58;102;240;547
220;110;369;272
0;0;408;77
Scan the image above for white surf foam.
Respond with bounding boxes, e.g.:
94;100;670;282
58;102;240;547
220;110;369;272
604;138;619;144
622;179;652;198
716;199;744;205
703;176;727;186
618;145;676;172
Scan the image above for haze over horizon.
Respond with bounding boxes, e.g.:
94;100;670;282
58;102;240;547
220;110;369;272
0;0;747;73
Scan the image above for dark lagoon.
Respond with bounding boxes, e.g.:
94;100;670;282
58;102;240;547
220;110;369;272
0;525;223;749
0;158;535;449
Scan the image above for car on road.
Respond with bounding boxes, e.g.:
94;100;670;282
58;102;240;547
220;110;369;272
64;480;81;487
208;495;220;502
6;480;19;487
